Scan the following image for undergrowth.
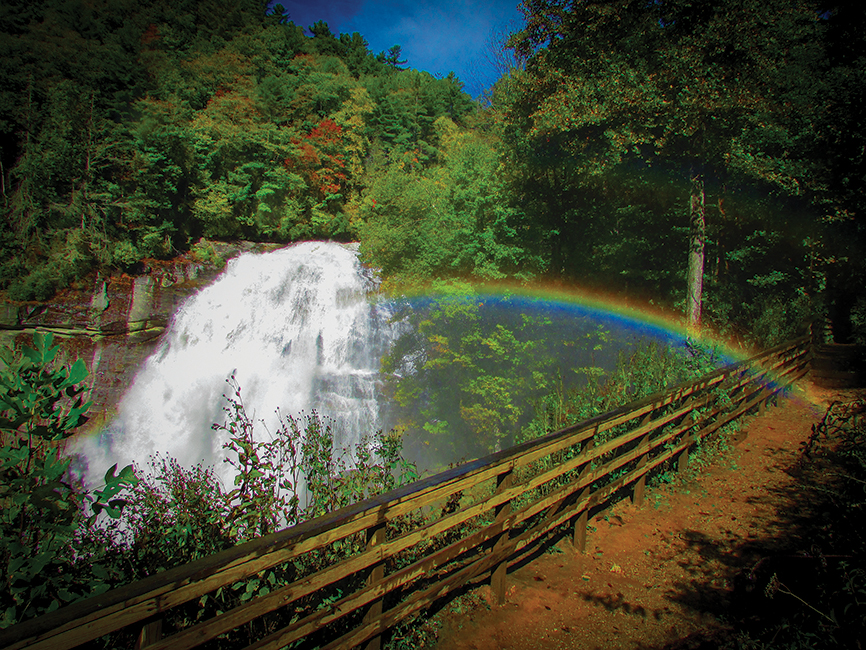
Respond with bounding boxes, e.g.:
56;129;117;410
3;333;805;649
0;335;421;648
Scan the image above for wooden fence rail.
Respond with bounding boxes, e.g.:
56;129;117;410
0;334;811;650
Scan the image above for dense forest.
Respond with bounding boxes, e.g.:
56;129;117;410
0;0;479;295
1;0;864;345
2;1;866;643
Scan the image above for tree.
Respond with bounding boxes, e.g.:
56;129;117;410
505;0;830;332
358;117;531;283
381;284;558;457
380;45;407;69
308;20;340;55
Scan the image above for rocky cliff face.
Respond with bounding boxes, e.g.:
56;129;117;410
0;241;279;429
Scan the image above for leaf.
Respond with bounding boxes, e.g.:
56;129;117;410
66;359;89;385
33;332;58;363
91;564;109;580
64;402;92;430
117;464;138;484
30;552;55;575
103;463;120;484
21;346;40;364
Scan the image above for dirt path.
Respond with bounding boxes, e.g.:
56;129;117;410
432;380;856;650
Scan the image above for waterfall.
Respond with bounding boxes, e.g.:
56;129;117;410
74;241;401;487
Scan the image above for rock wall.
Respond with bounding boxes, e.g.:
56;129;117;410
0;241;279;428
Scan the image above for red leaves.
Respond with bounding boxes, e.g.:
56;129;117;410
140;23;160;47
283;119;349;199
307;118;342;142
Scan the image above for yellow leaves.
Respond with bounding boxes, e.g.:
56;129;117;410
331;88;374;180
192;184;233;232
433;116;462;150
199;91;262;129
333;87;375;126
182;47;254;96
427;334;451;358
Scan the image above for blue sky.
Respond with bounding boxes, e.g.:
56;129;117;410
276;1;525;98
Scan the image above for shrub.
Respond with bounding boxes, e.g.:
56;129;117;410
0;333;135;627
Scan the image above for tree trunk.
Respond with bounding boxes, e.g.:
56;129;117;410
686;174;705;333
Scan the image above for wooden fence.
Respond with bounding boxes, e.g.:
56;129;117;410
0;334;811;650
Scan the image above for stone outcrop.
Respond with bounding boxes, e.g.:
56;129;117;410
0;241;281;425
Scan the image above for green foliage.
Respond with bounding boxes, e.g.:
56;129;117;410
213;375;419;528
0;347;418;637
0;0;476;298
117;455;235;577
506;0;826;190
188;238;227;268
519;340;722;445
359;119;535;283
0;333;135;628
383;284;616;460
103;373;420;592
492;0;861;338
0;331;90;445
1;0;849;346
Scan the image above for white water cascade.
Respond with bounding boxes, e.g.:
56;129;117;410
75;241;402;487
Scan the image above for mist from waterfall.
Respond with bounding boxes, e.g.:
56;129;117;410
74;241;402;488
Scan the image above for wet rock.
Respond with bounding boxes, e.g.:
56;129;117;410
0;243;246;425
90;279;110;314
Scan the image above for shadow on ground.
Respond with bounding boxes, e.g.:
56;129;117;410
654;399;866;649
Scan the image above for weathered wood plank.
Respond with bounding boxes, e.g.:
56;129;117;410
363;522;387;650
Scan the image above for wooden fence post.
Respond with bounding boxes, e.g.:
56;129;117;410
134;617;163;650
678;435;691;472
678;398;707;473
758;386;770;415
572;465;592;554
491;468;513;605
572;434;596;553
632;432;651;507
362;521;387;650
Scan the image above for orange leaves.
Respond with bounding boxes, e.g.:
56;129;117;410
297;142;319;166
284;118;349;200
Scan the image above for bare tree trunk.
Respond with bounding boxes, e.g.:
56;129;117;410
687;174;705;333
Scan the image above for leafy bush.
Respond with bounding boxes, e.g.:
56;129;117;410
82;375;421;644
519;340;722;444
1;340;419;640
850;296;866;345
5;266;72;302
0;333;136;628
213;374;418;529
189;238;227;269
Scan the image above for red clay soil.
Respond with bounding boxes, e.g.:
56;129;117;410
432;380;859;650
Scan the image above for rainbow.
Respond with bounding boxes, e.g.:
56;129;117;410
378;277;755;364
378;278;820;410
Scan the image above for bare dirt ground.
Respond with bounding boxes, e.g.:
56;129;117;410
432;379;861;650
